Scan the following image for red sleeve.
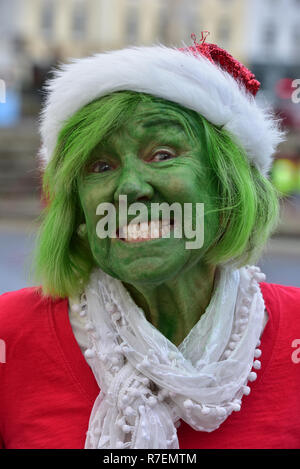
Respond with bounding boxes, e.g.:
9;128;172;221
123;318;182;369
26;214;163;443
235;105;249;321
0;292;10;448
0;287;43;448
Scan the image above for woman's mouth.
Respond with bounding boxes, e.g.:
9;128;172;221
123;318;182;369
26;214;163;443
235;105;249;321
117;219;174;242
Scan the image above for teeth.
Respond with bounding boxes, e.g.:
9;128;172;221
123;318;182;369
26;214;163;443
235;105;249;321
161;225;171;237
127;223;139;239
118;220;172;241
140;221;148;232
161;219;170;227
149;220;160;238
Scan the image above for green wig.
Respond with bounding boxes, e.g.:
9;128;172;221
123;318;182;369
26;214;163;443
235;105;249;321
34;91;279;298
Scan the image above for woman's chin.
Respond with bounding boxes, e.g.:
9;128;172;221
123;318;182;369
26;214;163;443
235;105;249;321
109;255;188;286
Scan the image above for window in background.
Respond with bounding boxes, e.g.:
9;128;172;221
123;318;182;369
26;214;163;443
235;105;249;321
0;80;6;104
180;0;200;41
72;1;87;40
41;0;55;40
262;22;277;49
157;1;170;44
126;0;139;45
217;18;231;48
292;23;300;62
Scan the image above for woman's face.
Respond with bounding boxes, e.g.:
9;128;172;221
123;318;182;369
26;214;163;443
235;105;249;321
77;101;219;285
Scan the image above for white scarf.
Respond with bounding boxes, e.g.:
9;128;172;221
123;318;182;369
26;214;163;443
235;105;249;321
73;265;265;449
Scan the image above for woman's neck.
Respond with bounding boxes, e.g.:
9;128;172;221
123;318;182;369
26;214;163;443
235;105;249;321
123;261;216;346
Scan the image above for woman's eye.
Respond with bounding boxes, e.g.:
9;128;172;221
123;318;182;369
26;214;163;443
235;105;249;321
151;150;175;162
88;161;113;173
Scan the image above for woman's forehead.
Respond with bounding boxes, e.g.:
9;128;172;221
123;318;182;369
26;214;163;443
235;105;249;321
130;100;190;126
103;100;195;143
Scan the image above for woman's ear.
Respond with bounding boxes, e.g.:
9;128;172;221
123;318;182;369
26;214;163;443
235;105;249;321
77;223;87;239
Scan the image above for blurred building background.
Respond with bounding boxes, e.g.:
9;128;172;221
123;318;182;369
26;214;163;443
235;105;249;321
0;0;299;293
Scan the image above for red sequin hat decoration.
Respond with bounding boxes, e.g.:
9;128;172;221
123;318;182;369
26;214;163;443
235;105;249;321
180;31;260;96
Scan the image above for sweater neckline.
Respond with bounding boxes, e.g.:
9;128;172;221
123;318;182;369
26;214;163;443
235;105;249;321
48;282;278;405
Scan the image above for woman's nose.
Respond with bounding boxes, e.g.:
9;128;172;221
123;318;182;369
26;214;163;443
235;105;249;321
113;164;154;205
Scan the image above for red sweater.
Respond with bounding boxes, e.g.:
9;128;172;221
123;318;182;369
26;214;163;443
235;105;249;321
0;282;300;449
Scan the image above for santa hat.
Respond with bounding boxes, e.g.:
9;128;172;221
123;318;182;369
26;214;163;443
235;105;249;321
39;35;285;175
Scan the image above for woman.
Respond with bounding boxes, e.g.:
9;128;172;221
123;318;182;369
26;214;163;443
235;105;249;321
1;38;300;449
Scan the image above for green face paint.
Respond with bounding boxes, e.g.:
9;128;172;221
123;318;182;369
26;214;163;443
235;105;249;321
77;101;219;286
35;92;279;312
77;101;220;344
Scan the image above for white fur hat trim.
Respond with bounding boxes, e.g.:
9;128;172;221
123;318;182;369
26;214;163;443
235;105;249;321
39;45;285;175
